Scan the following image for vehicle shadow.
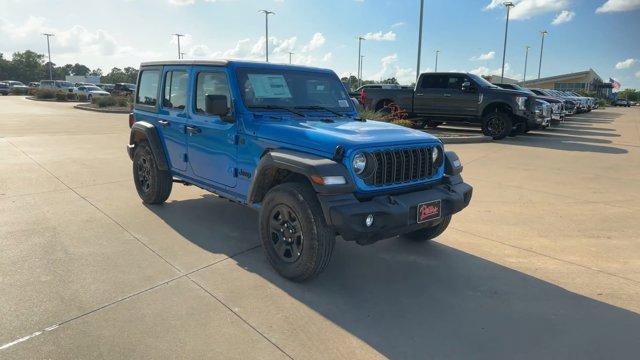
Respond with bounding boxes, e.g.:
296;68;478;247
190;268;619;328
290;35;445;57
148;195;640;359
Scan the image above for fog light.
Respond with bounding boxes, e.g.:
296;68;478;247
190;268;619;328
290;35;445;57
365;214;374;227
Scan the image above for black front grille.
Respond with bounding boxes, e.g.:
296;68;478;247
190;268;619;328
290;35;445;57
363;146;437;186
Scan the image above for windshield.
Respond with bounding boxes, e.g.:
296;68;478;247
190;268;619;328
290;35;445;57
510;84;536;95
86;86;102;91
235;68;354;115
125;84;136;90
468;74;500;89
57;81;73;87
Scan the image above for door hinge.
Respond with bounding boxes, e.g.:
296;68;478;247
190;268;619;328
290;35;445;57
183;153;189;163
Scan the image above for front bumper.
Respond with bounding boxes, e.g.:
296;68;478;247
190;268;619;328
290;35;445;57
318;176;472;244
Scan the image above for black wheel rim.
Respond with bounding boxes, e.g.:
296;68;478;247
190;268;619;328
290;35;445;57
136;153;152;194
487;115;504;136
269;204;303;263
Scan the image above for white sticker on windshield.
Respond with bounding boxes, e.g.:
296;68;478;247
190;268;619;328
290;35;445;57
338;99;350;107
247;74;292;99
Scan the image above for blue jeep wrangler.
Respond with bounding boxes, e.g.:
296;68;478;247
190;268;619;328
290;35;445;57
127;60;472;281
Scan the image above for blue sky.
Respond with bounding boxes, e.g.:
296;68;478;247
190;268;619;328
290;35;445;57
1;0;639;89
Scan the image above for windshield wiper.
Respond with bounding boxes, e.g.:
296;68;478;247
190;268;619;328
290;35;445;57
248;105;305;117
294;105;347;117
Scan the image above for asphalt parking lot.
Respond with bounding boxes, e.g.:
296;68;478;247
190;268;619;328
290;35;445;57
1;96;639;359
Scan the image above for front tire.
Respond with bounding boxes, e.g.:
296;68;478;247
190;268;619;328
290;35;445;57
132;141;172;204
259;182;335;282
482;111;513;140
426;120;443;129
403;216;451;242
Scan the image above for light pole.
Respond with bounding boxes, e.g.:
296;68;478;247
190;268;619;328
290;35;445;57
357;36;365;88
259;10;275;62
522;45;530;85
416;0;425;80
435;50;440;72
538;30;548;79
360;55;365;82
500;2;515;83
42;33;55;80
288;52;294;64
180;52;185;60
172;33;184;60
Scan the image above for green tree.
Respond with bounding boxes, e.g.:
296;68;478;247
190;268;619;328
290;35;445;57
8;50;45;82
71;63;90;76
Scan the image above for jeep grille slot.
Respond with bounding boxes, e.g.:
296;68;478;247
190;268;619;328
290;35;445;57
366;147;435;186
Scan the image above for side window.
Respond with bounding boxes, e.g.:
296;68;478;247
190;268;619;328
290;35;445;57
136;70;160;106
163;71;188;110
194;72;232;115
447;75;468;90
421;75;447;89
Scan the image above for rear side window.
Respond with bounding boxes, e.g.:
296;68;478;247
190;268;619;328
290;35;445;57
194;72;232;114
163;71;188;110
420;75;447;89
136;70;160;106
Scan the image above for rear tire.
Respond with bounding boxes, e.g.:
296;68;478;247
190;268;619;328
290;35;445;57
403;216;452;241
376;100;392;115
132;141;172;204
482;110;513;140
259;182;335;282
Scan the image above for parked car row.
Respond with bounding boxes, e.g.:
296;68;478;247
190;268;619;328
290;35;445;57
352;72;605;140
0;80;29;95
10;80;137;100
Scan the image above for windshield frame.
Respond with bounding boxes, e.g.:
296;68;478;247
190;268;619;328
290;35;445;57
234;66;356;116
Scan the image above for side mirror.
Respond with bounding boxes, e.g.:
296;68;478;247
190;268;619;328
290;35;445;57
205;94;230;118
461;82;473;92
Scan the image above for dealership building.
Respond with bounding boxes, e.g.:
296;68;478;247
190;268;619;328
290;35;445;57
520;69;613;97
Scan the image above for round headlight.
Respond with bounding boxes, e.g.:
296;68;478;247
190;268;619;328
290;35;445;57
353;153;367;175
432;147;439;163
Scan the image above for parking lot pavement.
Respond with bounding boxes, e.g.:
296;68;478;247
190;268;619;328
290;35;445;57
1;96;639;358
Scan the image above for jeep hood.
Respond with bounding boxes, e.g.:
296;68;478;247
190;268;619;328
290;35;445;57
254;117;440;155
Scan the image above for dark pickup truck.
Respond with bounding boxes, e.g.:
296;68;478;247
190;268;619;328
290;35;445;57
357;72;540;140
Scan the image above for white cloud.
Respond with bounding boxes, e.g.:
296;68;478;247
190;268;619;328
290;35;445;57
367;53;414;84
322;52;333;62
484;0;571;20
469;63;521;80
552;10;576;25
301;33;325;52
169;0;195;5
636;70;640;79
390;22;405;28
596;0;640;13
471;51;496;61
363;31;396;41
273;36;297;54
615;58;637;69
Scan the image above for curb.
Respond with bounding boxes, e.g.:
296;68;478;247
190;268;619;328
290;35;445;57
25;96;84;103
74;104;130;114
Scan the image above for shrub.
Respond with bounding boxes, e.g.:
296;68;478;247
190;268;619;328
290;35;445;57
28;88;38;96
358;109;393;122
391;119;414;128
35;88;56;99
115;96;129;107
77;94;88;102
597;99;607;108
95;96;118;108
55;92;67;101
10;88;25;95
66;92;77;101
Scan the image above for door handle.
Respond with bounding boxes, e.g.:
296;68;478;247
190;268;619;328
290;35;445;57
443;93;452;97
415;93;424;96
185;125;201;135
158;120;170;127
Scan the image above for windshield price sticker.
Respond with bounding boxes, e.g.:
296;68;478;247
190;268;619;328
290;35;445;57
338;99;350;107
248;74;292;99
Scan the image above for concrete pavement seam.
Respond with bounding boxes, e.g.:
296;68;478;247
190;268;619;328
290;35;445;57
4;138;183;273
450;227;640;287
187;276;295;360
0;245;262;352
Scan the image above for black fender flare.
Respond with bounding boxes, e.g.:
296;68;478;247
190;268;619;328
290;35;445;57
247;149;356;205
128;121;169;170
481;100;515;118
